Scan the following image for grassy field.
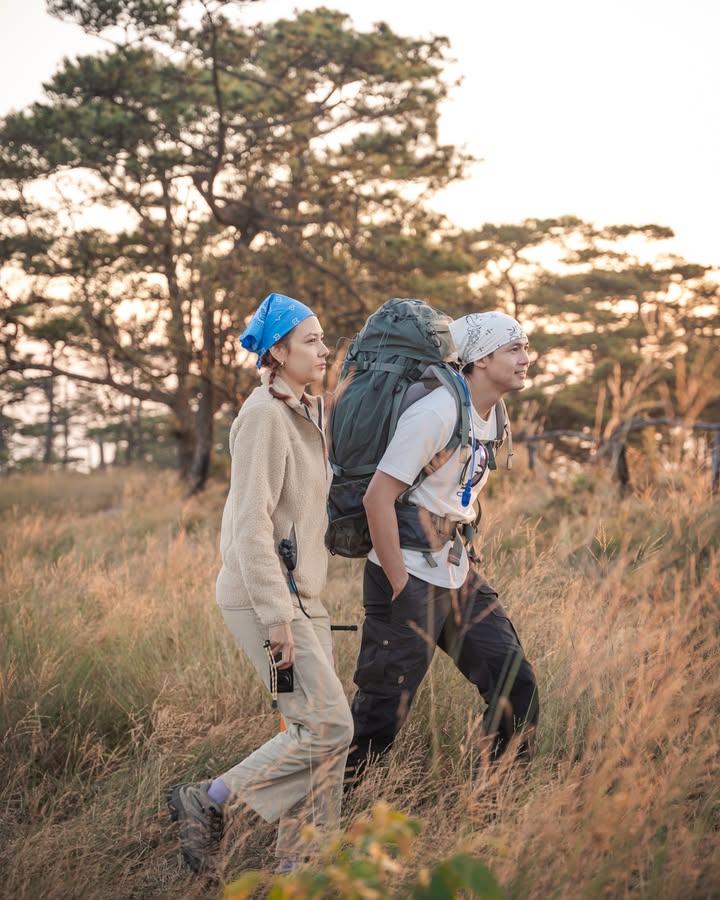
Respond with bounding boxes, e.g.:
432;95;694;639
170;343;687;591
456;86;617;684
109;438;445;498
1;463;718;899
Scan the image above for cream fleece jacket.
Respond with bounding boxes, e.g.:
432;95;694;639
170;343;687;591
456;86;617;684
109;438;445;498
216;371;330;627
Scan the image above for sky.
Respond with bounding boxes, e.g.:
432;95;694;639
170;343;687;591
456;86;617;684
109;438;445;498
1;0;719;267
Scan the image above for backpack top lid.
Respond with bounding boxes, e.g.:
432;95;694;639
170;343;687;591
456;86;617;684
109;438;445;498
340;297;455;372
327;298;459;479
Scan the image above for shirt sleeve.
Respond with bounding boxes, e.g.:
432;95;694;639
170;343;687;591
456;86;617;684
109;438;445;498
376;390;456;486
229;404;294;626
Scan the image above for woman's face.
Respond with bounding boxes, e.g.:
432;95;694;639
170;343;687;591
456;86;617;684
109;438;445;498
272;316;328;388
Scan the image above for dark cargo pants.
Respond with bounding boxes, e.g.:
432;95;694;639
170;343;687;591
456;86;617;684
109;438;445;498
347;560;539;780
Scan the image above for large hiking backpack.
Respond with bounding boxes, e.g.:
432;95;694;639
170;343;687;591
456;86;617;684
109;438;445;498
325;298;510;558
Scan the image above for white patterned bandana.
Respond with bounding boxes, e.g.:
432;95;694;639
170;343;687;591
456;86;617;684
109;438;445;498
449;312;527;365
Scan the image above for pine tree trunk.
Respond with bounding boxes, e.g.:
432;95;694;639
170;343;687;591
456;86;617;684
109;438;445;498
187;289;216;495
43;373;55;464
616;443;631;496
187;390;213;495
160;174;195;481
174;394;196;480
62;412;70;467
0;406;9;472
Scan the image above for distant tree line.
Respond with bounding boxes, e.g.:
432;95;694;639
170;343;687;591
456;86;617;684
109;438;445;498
1;0;718;490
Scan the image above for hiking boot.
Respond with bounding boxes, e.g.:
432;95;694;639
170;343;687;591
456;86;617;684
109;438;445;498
167;780;224;873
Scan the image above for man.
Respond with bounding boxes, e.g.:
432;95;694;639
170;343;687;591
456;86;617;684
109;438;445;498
345;311;539;784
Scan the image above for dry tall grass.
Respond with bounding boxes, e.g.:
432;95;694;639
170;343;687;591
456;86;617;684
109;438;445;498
1;465;718;898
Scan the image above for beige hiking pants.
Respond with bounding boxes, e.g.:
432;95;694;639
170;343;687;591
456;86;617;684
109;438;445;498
219;607;353;860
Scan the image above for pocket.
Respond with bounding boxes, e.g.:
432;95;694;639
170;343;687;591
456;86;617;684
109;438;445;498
469;590;523;649
326;477;372;557
392;576;413;603
468;569;498;598
325;510;371;558
354;616;419;694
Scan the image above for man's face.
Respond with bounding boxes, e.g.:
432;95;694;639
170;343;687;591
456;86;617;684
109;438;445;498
483;339;530;392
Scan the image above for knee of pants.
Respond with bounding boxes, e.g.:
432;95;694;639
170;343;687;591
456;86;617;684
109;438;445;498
308;702;354;756
335;703;356;750
351;689;409;749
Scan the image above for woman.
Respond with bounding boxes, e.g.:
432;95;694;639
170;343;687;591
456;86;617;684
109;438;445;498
167;292;353;875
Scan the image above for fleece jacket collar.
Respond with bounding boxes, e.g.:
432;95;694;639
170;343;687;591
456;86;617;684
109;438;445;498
259;370;325;440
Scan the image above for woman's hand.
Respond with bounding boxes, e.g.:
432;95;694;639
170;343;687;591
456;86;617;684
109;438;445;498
268;622;295;668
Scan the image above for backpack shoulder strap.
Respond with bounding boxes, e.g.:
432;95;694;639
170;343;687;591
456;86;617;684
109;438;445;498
399;365;471;493
430;364;472;457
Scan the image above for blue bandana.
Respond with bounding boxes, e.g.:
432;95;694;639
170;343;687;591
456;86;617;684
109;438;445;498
240;293;315;368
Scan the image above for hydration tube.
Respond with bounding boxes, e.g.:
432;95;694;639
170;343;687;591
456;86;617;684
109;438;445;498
448;368;477;508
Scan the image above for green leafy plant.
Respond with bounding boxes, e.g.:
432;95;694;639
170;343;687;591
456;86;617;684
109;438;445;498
224;802;504;900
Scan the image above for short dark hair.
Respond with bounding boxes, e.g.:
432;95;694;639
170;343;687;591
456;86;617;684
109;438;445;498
462;351;493;375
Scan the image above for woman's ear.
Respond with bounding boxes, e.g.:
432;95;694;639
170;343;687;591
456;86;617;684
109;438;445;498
270;347;286;367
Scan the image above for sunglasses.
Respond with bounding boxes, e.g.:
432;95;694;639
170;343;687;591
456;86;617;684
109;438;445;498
458;439;499;489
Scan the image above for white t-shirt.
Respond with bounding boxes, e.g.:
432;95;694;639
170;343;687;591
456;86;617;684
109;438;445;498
367;385;498;589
